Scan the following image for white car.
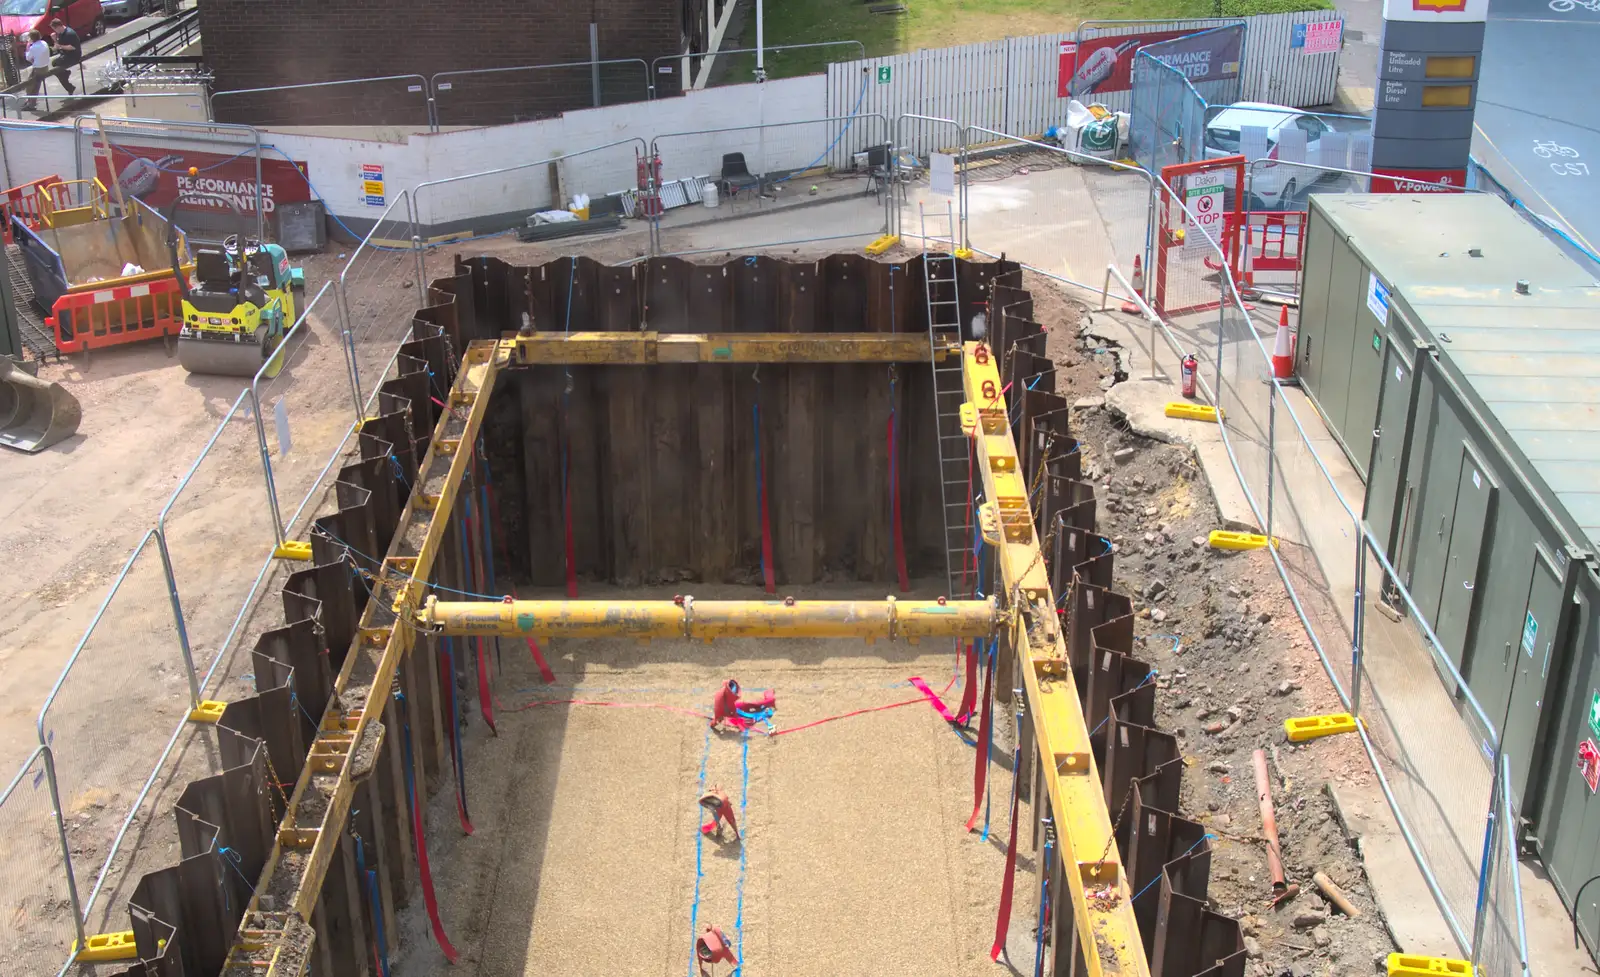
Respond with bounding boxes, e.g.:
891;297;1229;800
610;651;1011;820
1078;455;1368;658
1204;102;1333;209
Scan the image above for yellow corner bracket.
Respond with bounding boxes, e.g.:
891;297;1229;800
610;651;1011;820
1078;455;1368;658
1208;530;1274;551
864;234;900;255
1165;402;1220;422
189;700;228;724
1285;713;1357;742
75;931;138;962
274;540;313;561
1386;953;1473;976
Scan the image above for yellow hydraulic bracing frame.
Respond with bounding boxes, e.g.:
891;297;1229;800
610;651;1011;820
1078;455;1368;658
415;596;998;641
509;331;940;365
221;339;503;976
963;340;1150;977
222;334;1145;976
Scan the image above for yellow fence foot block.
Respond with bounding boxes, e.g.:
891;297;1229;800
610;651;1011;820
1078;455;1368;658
75;931;138;962
189;700;228;724
1208;530;1273;551
1386;953;1473;976
953;247;975;260
274;540;313;561
864;234;900;255
1285;713;1358;742
1164;401;1220;422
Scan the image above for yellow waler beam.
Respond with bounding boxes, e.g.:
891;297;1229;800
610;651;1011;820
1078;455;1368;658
416;596;999;641
510;331;937;365
963;340;1150;977
222;339;505;977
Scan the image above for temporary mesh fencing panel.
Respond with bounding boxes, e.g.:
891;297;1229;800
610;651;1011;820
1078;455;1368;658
211;76;433;129
80;118;270;245
33;530;194;937
431;60;652;128
1139;164;1534;970
890;114;969;243
336;190;424;415
1130;53;1207;175
650;115;891;258
0;748;79;974
961;127;1154;304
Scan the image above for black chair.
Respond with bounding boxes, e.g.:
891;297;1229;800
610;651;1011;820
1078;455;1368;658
864;143;892;197
719;152;761;206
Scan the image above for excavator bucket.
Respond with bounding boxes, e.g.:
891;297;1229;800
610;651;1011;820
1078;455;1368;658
0;357;81;452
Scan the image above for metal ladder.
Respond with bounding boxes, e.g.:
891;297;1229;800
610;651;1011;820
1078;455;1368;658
921;202;970;597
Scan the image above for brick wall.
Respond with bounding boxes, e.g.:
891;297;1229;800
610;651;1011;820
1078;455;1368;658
203;0;695;127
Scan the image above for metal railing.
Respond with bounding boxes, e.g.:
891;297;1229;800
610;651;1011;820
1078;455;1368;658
650;40;866;93
212;75;431;129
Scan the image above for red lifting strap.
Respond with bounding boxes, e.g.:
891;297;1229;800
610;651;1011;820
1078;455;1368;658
990;758;1024;961
965;647;996;832
957;640;978;724
505;597;558;684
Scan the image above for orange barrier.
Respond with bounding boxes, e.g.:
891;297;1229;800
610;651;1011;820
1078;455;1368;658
1;174;61;244
47;279;185;356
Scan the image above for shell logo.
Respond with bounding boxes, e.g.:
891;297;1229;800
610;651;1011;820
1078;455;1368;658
1413;0;1468;10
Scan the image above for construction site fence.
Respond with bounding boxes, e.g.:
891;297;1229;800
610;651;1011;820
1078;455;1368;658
653;40;866;94
648;114;891;258
211;75;431;129
920;120;1534;974
70;115;269;245
1;264;418;974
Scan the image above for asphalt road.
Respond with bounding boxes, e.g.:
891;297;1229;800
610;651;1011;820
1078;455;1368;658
1476;0;1600;267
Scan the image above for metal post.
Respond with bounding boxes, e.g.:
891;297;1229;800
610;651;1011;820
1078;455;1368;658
755;0;766;81
153;530;201;710
250;387;287;546
1471;756;1500;963
1266;379;1277;538
43;746;88;954
589;24;601;108
1351;532;1367;717
1502;754;1530;976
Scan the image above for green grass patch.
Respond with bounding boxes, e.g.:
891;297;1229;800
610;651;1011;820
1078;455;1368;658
719;0;1332;82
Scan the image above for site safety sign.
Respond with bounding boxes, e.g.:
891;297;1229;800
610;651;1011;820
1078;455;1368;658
1184;182;1226;252
362;163;385;208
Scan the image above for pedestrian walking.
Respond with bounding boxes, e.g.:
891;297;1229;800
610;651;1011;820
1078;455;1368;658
50;19;81;96
20;31;51;113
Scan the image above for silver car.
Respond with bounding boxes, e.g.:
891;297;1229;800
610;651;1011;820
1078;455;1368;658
100;0;151;20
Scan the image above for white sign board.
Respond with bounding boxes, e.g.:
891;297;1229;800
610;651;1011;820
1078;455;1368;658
930;152;956;196
1367;272;1391;323
1184;182;1226;253
1381;0;1487;22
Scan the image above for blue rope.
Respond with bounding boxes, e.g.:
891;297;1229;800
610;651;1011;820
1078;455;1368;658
1034;838;1053;977
734;731;751;976
354;835;391;977
767;70;871;186
1131;834;1216;902
686;724;712;977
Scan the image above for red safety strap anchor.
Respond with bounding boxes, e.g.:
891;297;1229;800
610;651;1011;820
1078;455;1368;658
696;925;737;976
710;679;776;731
698;788;740;840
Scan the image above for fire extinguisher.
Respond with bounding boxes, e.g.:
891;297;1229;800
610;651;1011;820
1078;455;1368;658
1181;353;1197;399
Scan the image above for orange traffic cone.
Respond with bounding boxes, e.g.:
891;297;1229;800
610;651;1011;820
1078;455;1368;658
1121;254;1144;314
1271;305;1295;381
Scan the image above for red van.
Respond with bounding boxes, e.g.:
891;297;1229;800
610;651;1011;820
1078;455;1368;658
1;0;105;47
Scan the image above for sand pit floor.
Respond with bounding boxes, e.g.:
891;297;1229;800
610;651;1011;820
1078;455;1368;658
390;584;1034;977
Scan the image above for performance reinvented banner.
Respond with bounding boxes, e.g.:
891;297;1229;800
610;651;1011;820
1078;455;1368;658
93;142;311;216
1059;26;1244;97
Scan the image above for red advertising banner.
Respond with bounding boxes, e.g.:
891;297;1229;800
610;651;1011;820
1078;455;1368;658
1058;28;1242;98
1370;167;1468;193
92;142;311;216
